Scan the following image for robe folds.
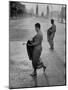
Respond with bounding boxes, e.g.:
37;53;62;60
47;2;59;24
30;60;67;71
47;24;56;41
26;31;43;69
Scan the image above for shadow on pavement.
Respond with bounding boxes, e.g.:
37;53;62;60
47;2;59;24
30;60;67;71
32;75;38;87
31;72;49;87
43;73;50;86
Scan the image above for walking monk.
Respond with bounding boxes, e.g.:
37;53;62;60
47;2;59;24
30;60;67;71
27;23;46;76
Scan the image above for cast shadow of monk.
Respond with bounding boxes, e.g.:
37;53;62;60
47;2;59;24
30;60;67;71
43;49;65;86
31;72;49;87
46;49;65;66
32;75;38;87
43;73;50;86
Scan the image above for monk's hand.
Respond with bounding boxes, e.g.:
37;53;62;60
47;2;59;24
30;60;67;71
28;43;32;46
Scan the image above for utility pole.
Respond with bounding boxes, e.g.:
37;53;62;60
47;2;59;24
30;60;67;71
51;5;53;19
36;4;38;16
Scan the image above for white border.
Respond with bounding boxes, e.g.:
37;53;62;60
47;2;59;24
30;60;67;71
0;0;68;90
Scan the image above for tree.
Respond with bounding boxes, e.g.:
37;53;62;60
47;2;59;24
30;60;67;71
41;12;44;17
60;6;66;23
9;1;26;17
36;4;38;16
9;1;17;17
47;5;49;17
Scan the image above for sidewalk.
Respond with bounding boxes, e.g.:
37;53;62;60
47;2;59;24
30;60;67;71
9;16;66;88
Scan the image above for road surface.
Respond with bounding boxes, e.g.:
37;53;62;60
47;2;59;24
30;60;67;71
9;16;66;88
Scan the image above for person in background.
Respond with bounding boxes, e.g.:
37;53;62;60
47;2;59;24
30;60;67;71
27;23;46;76
47;19;56;50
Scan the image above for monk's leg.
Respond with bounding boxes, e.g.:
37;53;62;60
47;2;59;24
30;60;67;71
40;62;46;72
48;39;54;50
51;40;54;49
48;39;52;48
30;61;37;76
50;33;55;49
31;53;37;76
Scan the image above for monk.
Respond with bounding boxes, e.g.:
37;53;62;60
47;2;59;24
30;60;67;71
27;23;46;76
47;19;56;50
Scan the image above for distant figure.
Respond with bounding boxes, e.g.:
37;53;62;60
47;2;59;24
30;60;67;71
27;23;46;76
47;19;56;50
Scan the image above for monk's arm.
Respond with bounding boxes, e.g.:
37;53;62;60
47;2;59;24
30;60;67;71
32;36;40;46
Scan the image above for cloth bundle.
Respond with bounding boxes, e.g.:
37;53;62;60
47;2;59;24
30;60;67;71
26;40;34;60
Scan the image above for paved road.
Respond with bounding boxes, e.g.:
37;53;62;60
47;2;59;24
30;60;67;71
9;16;66;88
